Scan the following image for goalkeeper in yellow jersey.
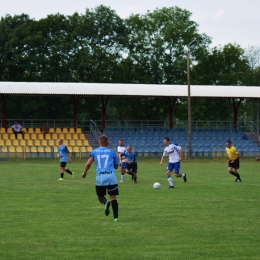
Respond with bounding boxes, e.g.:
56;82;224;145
225;140;242;182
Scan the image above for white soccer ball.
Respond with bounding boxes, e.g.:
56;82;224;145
153;182;161;189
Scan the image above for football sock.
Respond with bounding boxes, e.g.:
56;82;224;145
111;200;118;219
236;172;241;180
134;177;137;182
167;176;174;186
98;196;107;204
66;169;72;175
121;174;125;181
61;173;64;178
230;171;237;176
181;173;185;177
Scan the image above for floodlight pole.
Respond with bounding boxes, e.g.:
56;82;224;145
187;40;195;159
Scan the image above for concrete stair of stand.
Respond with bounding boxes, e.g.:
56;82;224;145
85;133;98;149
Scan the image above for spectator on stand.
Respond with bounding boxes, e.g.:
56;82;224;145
11;121;24;139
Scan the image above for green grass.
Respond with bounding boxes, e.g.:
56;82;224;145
1;158;260;260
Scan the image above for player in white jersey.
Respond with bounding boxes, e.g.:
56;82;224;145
159;137;187;188
117;139;127;182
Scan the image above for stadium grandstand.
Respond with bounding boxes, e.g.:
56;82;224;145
1;82;260;159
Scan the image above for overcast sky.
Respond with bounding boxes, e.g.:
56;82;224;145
1;0;259;48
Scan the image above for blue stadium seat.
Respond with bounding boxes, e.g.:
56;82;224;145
161;128;168;134
224;129;231;133
168;128;174;134
237;129;243;134
231;128;237;134
211;140;218;147
121;128;127;133
240;146;248;152
196;140;204;146
149;147;155;152
139;134;146;140
143;128;149;133
130;140;138;147
215;146;224;152
211;135;217;140
129;128;135;133
139;139;146;146
146;134;153;140
110;139;117;146
252;146;259;152
199;128;206;133
153;133;161;140
175;127;182;133
148;128;155;133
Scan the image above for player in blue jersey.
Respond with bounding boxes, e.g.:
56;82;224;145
57;139;74;180
121;146;137;183
159;137;187;188
81;135;119;222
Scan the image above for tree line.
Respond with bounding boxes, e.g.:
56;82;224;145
0;5;260;123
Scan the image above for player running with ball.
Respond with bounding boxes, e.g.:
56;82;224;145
159;137;187;188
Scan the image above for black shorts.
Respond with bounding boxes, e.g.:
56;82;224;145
126;162;137;173
60;162;67;168
96;184;119;196
228;159;239;169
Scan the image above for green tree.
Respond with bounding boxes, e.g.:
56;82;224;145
111;7;211;122
0;14;38;81
66;5;126;83
121;7;210;85
193;43;251;86
192;44;252;126
244;45;260;86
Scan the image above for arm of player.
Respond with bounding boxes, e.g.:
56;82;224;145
68;152;71;163
232;152;240;162
226;157;230;164
120;153;126;163
159;156;164;166
82;157;94;178
179;148;183;161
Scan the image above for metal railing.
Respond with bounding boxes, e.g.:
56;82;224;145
1;119;255;133
92;119;252;132
1;119;88;131
90;120;101;141
249;121;259;135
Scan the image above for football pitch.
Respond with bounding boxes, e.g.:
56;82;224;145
1;158;260;260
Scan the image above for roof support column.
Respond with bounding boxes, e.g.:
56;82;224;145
71;95;81;130
101;95;110;133
231;98;243;131
167;97;177;129
1;94;8;128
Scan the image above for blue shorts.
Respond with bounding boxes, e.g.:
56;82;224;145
167;162;180;174
120;162;126;169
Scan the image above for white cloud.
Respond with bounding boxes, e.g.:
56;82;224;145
214;10;226;20
117;6;143;18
